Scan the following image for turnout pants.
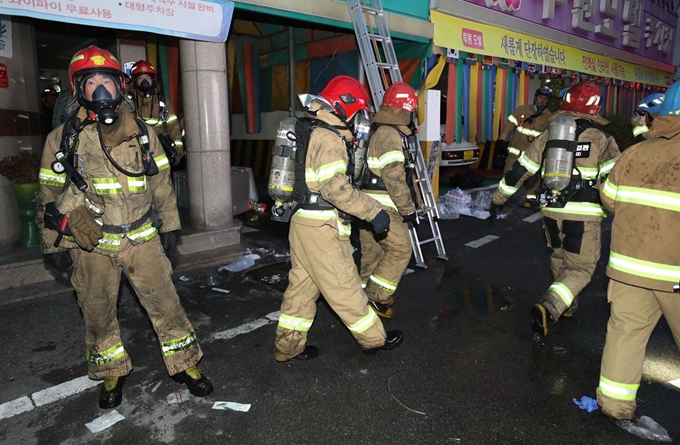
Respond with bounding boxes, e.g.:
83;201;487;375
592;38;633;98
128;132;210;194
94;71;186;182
70;236;202;379
597;279;680;420
359;211;412;306
275;221;386;361
540;217;601;321
504;152;541;199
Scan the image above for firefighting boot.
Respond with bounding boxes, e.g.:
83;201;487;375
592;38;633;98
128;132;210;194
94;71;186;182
294;345;319;360
522;198;539;209
368;299;393;319
98;376;126;409
172;366;214;397
363;330;404;355
531;303;550;337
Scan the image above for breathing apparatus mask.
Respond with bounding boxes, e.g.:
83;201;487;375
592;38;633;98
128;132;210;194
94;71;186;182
77;72;124;125
135;75;156;98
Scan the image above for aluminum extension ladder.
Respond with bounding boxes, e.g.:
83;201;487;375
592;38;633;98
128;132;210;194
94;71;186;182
347;0;448;269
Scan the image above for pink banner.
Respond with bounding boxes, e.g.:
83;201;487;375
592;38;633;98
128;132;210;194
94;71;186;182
460;0;675;65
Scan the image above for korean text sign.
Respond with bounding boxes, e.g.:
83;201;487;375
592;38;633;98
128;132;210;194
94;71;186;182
0;0;234;43
432;10;672;87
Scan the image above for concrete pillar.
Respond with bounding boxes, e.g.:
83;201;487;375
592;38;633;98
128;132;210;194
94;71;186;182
179;39;233;229
0;17;41;159
116;31;146;72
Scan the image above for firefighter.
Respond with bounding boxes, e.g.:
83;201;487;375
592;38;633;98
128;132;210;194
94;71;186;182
36;46;212;409
596;80;680;421
490;82;621;337
631;93;664;143
357;82;417;318
495;86;554;208
129;60;184;166
274;75;404;362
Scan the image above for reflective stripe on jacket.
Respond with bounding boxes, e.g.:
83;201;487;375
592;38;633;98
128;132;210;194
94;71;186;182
37;106;180;256
291;109;382;231
599;115;680;292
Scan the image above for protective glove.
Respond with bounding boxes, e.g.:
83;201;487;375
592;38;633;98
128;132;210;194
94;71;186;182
402;212;418;224
160;231;179;255
490;203;504;220
369;209;390;234
495;139;508;157
46;251;73;272
573;396;599;413
68;205;102;251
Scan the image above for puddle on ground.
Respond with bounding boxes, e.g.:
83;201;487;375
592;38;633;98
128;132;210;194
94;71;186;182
435;268;513;326
244;261;291;293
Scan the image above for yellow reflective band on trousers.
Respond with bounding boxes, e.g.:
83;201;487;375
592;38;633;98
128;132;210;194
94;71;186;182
39;168;66;187
278;313;314;332
161;331;197;356
86;342;126;365
542;202;606;217
368;274;398;293
295;209;351;237
548;282;574;307
92;177;123;194
365;193;397;211
598;376;638;401
498;177;518;196
508;147;521;156
347;306;379;334
609;252;680;284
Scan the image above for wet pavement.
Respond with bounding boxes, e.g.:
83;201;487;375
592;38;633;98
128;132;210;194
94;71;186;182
1;194;679;445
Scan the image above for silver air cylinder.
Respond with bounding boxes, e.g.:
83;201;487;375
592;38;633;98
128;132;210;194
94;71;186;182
268;117;297;213
352;110;372;181
543;116;577;192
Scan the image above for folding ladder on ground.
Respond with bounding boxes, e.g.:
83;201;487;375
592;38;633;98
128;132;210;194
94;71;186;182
347;0;448;269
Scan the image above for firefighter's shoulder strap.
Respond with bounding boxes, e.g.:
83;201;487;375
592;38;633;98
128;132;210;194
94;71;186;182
292;118;345;212
360;122;413;192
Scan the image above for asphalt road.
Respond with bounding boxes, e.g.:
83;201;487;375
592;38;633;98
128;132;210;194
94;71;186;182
1;193;678;445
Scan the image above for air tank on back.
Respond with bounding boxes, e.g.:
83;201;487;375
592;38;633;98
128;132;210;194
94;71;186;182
268;117;298;221
543;115;577;192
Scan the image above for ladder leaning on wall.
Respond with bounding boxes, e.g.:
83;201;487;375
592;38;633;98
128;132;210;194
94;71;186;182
346;0;448;269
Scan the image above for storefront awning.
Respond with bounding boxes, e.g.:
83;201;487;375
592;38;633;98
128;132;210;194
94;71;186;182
432;10;673;88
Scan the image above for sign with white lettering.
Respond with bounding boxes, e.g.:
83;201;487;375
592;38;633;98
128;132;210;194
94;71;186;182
432;11;673;86
0;15;11;58
461;0;676;65
0;0;233;43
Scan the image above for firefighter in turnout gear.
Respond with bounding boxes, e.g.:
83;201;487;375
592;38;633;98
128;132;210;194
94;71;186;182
36;47;212;409
631;93;664;143
274;75;404;361
596;80;680;421
129;60;184;166
490;82;621;337
358;82;417;318
495;86;554;208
